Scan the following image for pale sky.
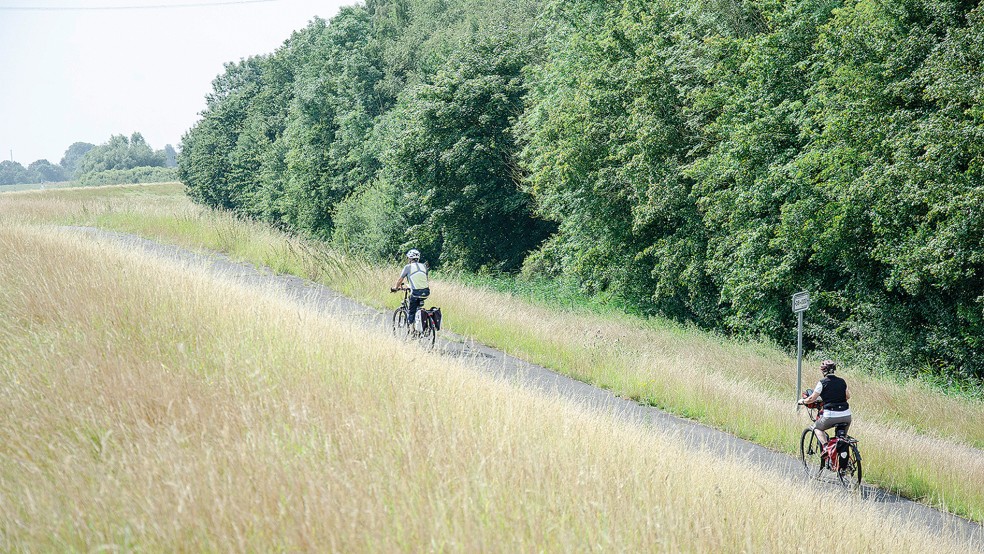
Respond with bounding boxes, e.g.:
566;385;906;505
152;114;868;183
0;0;351;166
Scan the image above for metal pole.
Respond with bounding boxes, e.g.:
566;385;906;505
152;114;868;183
796;310;803;412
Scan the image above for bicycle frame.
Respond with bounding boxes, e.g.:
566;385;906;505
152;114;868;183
391;287;436;346
799;391;862;490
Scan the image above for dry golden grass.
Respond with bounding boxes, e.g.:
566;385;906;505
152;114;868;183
417;281;984;520
0;223;979;551
2;183;983;522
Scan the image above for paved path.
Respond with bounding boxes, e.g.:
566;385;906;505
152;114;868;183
72;226;984;548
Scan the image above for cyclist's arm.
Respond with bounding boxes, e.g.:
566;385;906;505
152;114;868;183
845;389;851;400
393;265;410;290
799;386;822;405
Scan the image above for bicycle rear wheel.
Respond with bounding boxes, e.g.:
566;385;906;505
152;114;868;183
413;311;433;348
837;442;863;492
800;428;825;479
418;325;435;348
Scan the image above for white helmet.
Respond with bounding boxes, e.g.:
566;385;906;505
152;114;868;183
406;249;420;261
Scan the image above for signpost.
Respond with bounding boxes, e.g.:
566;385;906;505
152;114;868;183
792;292;811;411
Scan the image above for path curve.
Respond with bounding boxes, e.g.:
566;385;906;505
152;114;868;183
70;226;984;548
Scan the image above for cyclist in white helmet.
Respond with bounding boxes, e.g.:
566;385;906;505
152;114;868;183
391;248;430;327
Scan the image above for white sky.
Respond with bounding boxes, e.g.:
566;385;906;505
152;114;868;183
0;0;351;165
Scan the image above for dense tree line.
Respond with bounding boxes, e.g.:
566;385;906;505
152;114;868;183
179;0;984;382
0;158;69;185
0;134;178;186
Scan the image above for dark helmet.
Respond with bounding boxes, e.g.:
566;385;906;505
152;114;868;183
820;359;837;375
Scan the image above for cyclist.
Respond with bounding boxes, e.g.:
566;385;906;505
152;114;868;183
391;248;430;329
798;359;852;447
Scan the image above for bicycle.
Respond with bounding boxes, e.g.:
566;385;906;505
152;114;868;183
799;391;863;491
390;287;437;348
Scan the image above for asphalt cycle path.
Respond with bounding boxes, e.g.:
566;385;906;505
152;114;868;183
70;226;984;548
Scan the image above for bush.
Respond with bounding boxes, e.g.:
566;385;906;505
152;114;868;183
76;166;179;186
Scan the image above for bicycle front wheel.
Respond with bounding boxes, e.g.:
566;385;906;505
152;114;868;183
800;428;824;479
393;307;408;337
837;443;863;492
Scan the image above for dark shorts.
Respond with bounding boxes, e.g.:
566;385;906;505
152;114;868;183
408;288;430;323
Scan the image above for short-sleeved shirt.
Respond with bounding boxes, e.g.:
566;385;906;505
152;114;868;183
400;262;429;291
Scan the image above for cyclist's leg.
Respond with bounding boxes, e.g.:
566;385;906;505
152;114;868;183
813;417;832;445
410;288;430;323
408;294;422;324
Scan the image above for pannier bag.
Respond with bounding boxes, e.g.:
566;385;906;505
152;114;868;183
424;307;442;331
823;438;849;471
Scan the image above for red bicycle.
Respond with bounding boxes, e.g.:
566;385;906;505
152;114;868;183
799;391;863;491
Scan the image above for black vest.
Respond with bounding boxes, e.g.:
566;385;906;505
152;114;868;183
819;375;849;410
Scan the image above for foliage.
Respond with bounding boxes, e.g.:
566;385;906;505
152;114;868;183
388;31;553;270
179;0;984;381
0;160;35;185
27;159;68;182
331;177;405;259
59;141;95;174
0;158;69;185
76;166;179;186
75;133;167;177
163;144;178;168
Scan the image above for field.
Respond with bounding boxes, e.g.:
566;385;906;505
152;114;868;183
0;181;77;193
0;183;982;549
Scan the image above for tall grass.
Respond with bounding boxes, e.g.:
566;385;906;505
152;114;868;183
1;183;983;522
0;224;978;551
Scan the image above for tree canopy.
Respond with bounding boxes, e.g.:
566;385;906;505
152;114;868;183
0;136;176;186
179;0;984;382
75;133;166;176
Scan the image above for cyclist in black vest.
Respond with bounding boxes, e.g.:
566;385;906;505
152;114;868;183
797;360;852;446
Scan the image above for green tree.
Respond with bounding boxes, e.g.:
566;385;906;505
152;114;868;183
787;0;984;376
163;144;178;168
180;56;268;210
520;0;703;312
27;159;67;182
75;133;166;176
176;0;984;381
391;32;552;270
0;160;33;185
59;142;94;174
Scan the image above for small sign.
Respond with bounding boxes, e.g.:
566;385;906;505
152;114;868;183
792;291;811;313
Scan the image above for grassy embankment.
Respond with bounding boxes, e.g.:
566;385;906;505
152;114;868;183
2;222;980;551
1;182;983;523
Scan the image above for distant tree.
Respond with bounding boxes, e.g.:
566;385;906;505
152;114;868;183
0;160;34;185
163;144;178;168
27;159;68;182
60;142;95;174
75;133;166;176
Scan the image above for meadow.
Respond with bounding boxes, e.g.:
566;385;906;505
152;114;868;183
2;221;980;551
1;183;982;535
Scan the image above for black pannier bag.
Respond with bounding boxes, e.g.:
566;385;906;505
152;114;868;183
426;307;441;331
